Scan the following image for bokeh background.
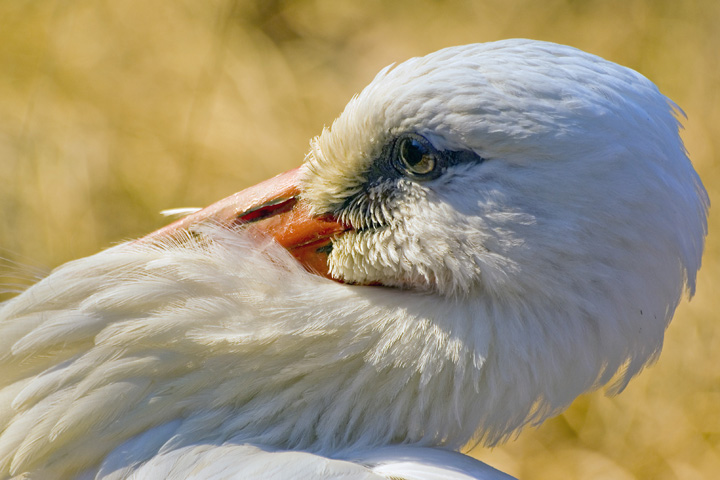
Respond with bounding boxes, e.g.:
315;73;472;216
0;0;718;478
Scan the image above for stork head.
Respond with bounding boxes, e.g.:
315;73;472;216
145;39;708;427
300;40;707;301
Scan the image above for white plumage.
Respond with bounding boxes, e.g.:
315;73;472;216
0;39;708;479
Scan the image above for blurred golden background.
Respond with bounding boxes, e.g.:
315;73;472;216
0;0;717;478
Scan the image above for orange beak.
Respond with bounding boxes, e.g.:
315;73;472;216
139;167;350;280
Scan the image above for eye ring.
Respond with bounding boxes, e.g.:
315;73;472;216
393;134;441;179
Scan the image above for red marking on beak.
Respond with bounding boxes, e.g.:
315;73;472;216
139;167;350;280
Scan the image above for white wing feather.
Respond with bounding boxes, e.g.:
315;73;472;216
94;442;513;480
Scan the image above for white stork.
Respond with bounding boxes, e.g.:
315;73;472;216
0;39;708;479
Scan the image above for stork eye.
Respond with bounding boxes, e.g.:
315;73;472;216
394;135;439;179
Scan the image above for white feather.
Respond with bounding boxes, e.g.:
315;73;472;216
160;208;203;218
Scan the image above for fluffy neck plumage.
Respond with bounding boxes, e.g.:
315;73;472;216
0;221;676;478
0;229;496;477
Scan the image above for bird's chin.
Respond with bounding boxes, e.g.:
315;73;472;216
325;232;436;293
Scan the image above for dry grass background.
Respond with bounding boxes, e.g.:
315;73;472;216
0;0;718;478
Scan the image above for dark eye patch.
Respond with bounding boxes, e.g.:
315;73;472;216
333;133;485;225
362;133;485;188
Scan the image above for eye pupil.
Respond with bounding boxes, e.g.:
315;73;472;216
398;137;436;175
401;139;426;166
